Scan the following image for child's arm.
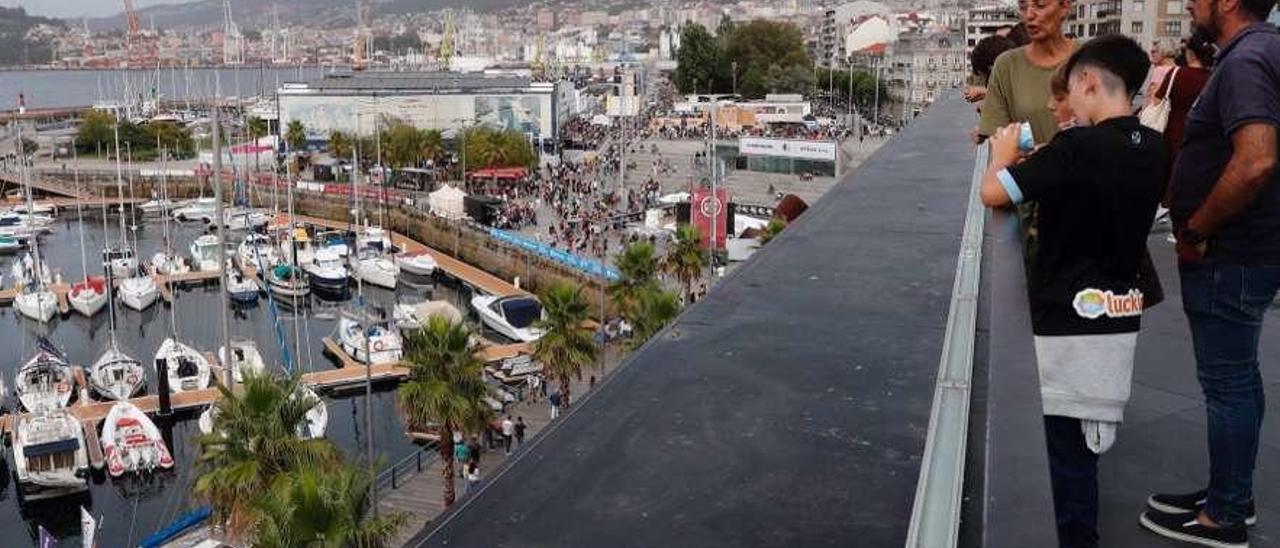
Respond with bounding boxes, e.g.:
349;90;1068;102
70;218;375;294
980;123;1024;207
981;125;1074;208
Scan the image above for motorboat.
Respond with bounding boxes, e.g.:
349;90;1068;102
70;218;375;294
315;230;351;258
294;387;328;439
218;338;266;383
119;275;159;311
0;213;48;238
237;232;280;270
394;300;463;331
357;226;394;253
89;340;145;401
150;251;191;275
0;235;22;253
224;208;271;231
303;247;349;294
101;401;174;477
137;198;176;215
337;317;403;364
12;410;90;501
16;341;74;412
154;337;212;393
471;294;545;343
15;287;58;323
0;211;53;230
188;234;222;272
266;264;310;300
354;248;399;290
11;203;57;216
278;227;315;266
396;252;438;278
226;261;259;303
68;275;108;317
172;197;218;222
104;247;138;279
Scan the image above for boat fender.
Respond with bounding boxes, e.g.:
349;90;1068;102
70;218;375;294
127;373;140;386
56;382;70;394
373;340;385;352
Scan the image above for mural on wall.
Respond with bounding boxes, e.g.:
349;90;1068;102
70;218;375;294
475;95;543;135
279;94;552;139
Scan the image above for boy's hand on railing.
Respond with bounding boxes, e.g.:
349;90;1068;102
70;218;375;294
989;123;1023;169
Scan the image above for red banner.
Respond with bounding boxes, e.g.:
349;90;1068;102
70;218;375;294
692;188;728;250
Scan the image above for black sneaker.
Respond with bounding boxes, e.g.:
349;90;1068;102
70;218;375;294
1140;510;1248;548
1148;489;1258;526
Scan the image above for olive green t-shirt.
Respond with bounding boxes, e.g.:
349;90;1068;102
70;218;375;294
978;46;1073;145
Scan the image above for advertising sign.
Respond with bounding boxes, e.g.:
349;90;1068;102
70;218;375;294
738;138;837;161
692;188;729;250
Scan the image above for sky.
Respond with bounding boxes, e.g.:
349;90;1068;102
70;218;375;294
1;0;199;19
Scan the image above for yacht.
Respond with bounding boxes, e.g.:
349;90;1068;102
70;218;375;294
226;260;259;303
471;294;546;343
172;198;218;222
266;264;310;300
337;316;403;364
16;342;74;412
354;247;399;290
68;275;108;317
396;252;438;278
237;232;280;270
189;234;222;272
137;198;177;215
224;208;271;231
101;401;174;477
119;274;159;311
12;410;90;501
218;338;266;383
315;229;351;258
0;235;21;253
154;338;212;393
304;247;349;295
357;226;394;253
89;340;146;401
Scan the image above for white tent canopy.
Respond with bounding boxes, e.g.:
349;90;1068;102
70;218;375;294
429;185;467;220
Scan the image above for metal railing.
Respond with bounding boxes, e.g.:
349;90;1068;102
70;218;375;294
376;442;439;492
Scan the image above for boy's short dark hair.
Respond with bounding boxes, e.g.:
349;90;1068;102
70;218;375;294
971;34;1016;78
1063;34;1151;98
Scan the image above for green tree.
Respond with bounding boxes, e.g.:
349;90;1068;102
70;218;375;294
608;241;660;321
759;218;787;245
195;373;342;534
247;116;269;142
462;127;535;171
144;121;194;158
630;289;682;348
725;20;811;98
397;316;492;508
285;120;307;151
329;129;352;162
673;23;723;94
420;129;445;164
381;120;425;168
76;110;115;153
249;465;406;548
534;281;598;409
665;225;707;302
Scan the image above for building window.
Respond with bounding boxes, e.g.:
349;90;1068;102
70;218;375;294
1162;20;1182;35
1131;21;1144;33
1132;0;1145;12
1089;23;1097;35
1166;0;1182;13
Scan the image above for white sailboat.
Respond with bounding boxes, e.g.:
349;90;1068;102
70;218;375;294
154;337;212;393
149;158;191;276
12;128;58;323
90;340;145;401
68;153;107;317
16;339;74;412
218;338;266;383
110;120;157;311
237;232;279;270
101;401;175;477
354;247;399;290
337;316;403;364
12;410;90;501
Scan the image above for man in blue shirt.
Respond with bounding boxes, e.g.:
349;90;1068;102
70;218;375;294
1141;0;1280;545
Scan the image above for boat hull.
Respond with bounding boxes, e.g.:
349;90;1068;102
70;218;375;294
119;277;159;311
16;291;58;323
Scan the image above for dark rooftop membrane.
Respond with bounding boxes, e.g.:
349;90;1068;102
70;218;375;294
412;96;981;547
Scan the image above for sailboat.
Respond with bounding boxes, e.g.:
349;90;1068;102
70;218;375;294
89;339;145;401
12;409;90;501
225;259;259;303
154;338;212;393
351;154;397;290
149;150;191;276
68;148;107;318
16;338;74;412
236;232;279;270
12;128;58;324
101;401;174;477
337;316;403;364
110;122;158;311
217;338;266;383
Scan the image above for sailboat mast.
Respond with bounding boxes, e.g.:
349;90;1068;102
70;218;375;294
213;97;233;387
17;125;43;289
72;139;88;282
111;120;127;248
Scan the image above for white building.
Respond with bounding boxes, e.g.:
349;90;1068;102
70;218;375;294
964;5;1019;53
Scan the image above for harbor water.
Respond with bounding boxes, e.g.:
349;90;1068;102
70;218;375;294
0;67;329;111
0;208;468;547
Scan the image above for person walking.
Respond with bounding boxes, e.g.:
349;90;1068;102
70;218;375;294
515;416;526;447
464;462;481;495
501;415;515;455
977;0;1077;145
1141;0;1280;545
454;438;470;479
549;390;561;419
527;373;540;403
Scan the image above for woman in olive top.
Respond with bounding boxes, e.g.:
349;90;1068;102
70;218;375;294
978;0;1077;145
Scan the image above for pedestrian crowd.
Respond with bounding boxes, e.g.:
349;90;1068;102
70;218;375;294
972;0;1280;546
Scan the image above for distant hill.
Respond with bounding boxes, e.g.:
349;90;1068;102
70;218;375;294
86;0;357;32
0;7;65;66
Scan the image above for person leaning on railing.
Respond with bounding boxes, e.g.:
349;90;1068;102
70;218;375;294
979;35;1166;548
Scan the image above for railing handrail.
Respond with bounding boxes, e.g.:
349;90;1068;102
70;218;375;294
903;144;988;547
376;442;439;492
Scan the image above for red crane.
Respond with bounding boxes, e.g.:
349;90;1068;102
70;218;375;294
123;0;142;37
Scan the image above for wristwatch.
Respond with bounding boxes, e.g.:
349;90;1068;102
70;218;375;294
1180;228;1207;246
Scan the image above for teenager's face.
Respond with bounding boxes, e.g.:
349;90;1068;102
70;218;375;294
1066;71;1096;125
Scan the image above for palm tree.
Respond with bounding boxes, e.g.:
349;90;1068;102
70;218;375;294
534;281;598;409
608;241;660;320
329;130;352;164
247;116;269;174
665;225;707;302
250;465;407;548
759;218;788;245
398;316;492;508
630;289;682;348
284;120;307;152
420;129;444;165
195;373;342;534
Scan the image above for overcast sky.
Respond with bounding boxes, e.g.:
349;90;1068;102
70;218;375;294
1;0;199;18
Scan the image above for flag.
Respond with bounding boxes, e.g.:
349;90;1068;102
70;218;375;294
80;507;97;548
37;525;55;548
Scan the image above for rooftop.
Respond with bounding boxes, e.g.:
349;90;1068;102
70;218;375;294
280;71;536;94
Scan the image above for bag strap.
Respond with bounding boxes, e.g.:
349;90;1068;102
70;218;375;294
1158;67;1179;102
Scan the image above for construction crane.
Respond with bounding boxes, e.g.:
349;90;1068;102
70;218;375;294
122;0;158;67
123;0;142;36
439;12;455;71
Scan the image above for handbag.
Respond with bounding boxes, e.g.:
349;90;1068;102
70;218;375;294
1139;68;1179;132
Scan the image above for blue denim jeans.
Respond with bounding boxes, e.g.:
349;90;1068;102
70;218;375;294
1180;262;1280;526
1045;416;1099;548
